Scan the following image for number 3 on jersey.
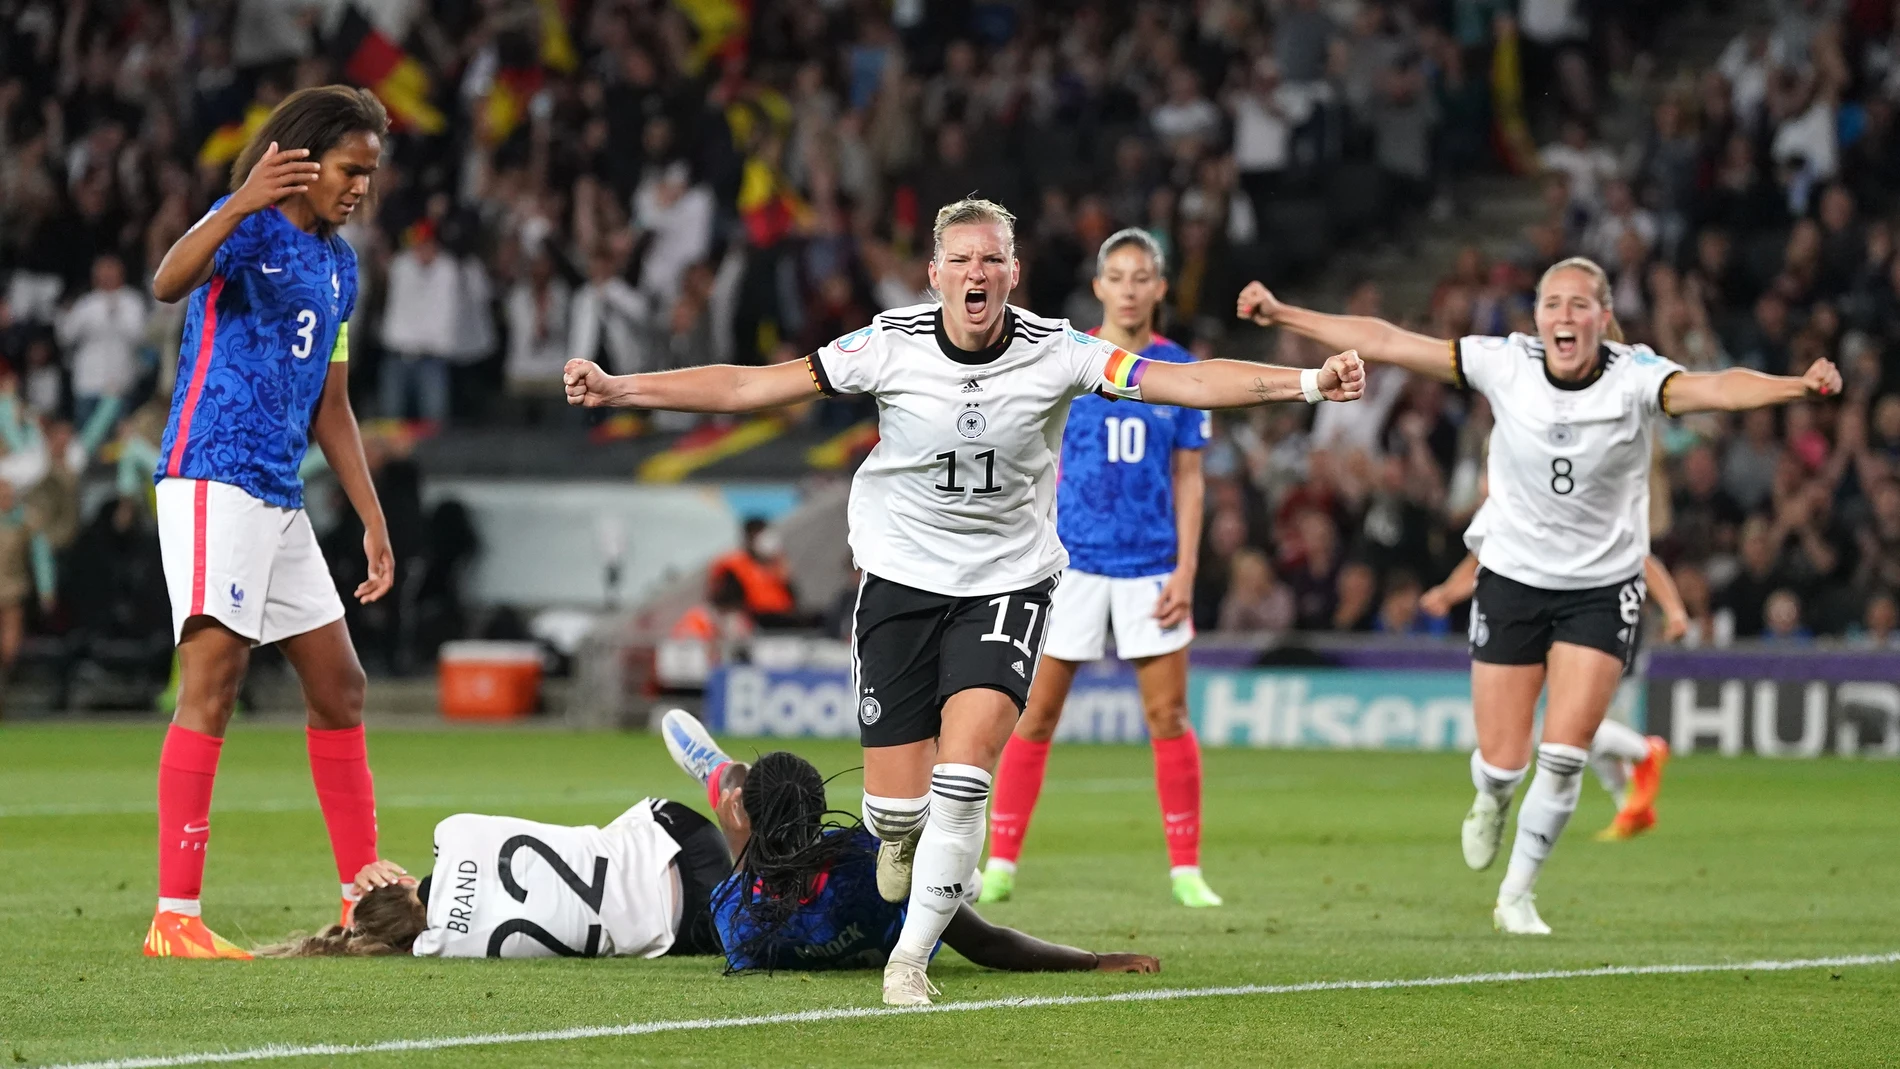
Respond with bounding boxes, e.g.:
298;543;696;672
291;309;317;359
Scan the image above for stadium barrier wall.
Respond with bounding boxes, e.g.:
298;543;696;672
703;662;1479;751
696;642;1900;756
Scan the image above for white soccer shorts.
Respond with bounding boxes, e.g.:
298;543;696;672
156;477;346;646
1042;568;1193;662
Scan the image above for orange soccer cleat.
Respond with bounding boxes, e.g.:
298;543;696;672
1597;736;1670;841
340;896;357;929
143;911;253;960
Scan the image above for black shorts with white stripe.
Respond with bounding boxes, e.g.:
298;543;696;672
850;572;1055;748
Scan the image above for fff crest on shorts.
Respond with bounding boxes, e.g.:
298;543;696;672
957;409;986;438
858;694;882;726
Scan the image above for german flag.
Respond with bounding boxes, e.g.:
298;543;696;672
197;101;272;168
330;6;445;135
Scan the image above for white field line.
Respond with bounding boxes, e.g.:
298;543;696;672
0;779;1165;819
35;951;1900;1069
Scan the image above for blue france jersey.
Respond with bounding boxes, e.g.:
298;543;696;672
1057;336;1209;578
713;830;916;971
156;197;357;509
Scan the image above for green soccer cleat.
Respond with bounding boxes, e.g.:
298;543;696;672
977;860;1015;904
1171;870;1224;908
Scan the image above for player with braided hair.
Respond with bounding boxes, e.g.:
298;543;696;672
257;712;1160;982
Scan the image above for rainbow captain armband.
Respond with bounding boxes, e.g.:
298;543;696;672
1101;348;1150;399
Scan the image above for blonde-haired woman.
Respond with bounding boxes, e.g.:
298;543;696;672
568;197;1365;1004
1239;256;1839;934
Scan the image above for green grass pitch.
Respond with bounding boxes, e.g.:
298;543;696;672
2;723;1896;1067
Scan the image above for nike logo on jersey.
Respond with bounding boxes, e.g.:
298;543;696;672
261;265;284;274
182;821;210;834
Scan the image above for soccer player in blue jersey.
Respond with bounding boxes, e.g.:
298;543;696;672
983;229;1221;908
143;86;394;959
260;710;1162;979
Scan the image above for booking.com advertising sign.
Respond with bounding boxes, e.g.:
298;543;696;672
701;664;1477;751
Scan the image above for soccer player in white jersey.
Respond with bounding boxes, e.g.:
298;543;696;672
1422;500;1685;842
1239;256;1839;934
565;198;1364;1004
983;229;1222;909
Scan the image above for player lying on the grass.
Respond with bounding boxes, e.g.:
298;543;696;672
985;229;1221;910
1240;257;1837;935
564;197;1356;1005
1420;510;1676;843
259;711;1160;979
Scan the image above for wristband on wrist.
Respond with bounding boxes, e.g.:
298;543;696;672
1300;367;1323;404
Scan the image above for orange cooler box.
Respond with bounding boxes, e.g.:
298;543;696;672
438;641;543;720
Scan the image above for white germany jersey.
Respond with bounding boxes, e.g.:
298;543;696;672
1454;333;1683;590
808;303;1141;597
411;802;682;960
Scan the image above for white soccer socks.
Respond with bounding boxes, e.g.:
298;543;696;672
1589;719;1649;805
1500;743;1588;898
864;791;930;903
1471;749;1527;802
889;764;991;970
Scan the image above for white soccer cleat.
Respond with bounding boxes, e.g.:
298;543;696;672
882;959;940;1006
1462;792;1507;871
875;830;921;903
1493;892;1552;935
660;709;730;786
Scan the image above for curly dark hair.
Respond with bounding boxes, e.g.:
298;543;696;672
718;750;863;972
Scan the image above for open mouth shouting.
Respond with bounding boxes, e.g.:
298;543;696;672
964;288;989;319
1552;328;1579;359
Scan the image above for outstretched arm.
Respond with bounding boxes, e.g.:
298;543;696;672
1236;281;1457;383
1662;361;1840;414
1134;349;1364;408
564;358;818;413
941;904;1159;973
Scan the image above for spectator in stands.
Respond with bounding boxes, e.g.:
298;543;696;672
380;220;460;425
569;249;653;377
504;251;573;421
1762;588;1811;643
1217;548;1293;632
1852;590;1899;648
1540;118;1619;212
707;518;801;632
55;254;147;436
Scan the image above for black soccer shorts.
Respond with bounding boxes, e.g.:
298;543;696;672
1468;567;1647;671
849;572;1055;748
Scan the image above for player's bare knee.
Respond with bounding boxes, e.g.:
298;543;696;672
1143;700;1191;740
1015;702;1061;743
307;663;368;730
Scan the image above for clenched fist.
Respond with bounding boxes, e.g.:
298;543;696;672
564;358;617;407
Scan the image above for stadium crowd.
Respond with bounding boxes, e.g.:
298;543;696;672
0;0;1895;696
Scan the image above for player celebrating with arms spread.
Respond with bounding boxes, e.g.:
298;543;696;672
144;86;394;958
1239;257;1838;934
982;229;1221;909
567;198;1362;1003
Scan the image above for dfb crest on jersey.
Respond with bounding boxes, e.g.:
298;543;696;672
858;694;882;726
1547;423;1575;446
957;409;986;438
834;325;874;352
